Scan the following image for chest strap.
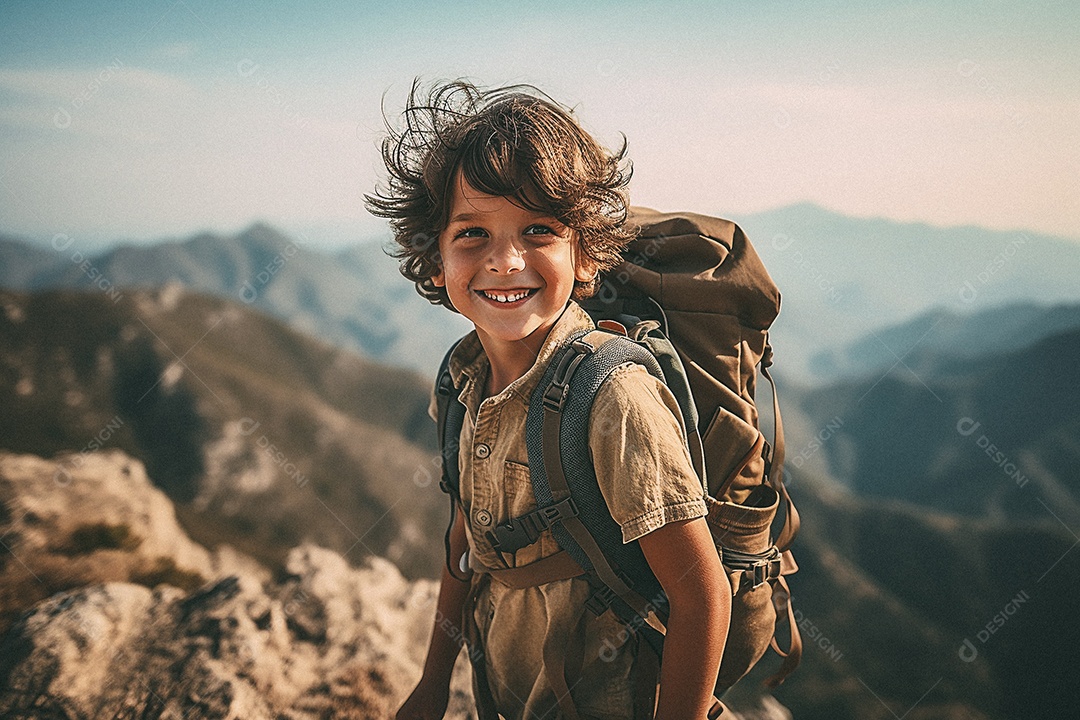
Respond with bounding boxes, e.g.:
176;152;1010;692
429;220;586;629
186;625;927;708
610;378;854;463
480;550;586;589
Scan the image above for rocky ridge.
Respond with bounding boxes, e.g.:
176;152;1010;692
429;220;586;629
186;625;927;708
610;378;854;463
0;449;475;719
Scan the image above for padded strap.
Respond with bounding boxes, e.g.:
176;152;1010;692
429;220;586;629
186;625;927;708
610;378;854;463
540;332;668;637
436;337;471;581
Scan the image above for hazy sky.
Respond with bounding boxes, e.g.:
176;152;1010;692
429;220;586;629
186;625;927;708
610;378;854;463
1;0;1077;248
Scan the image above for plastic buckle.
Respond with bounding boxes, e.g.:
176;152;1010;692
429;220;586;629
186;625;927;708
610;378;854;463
752;562;767;588
585;584;618;615
487;517;538;553
542;497;578;523
749;554;782;589
542;382;568;411
437;371;455;397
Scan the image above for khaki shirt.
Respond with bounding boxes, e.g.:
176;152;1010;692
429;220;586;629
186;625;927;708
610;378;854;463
435;301;707;720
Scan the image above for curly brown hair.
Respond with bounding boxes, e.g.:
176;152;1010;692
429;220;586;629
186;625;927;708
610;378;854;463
364;78;634;310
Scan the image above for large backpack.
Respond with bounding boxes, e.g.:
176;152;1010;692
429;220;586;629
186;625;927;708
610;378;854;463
436;207;802;715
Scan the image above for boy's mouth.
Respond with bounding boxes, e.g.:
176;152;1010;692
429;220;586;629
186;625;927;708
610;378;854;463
476;288;538;305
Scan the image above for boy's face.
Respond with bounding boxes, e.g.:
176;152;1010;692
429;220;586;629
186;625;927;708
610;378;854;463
433;171;595;355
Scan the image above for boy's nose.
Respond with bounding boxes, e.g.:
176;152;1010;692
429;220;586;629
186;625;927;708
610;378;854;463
485;235;526;274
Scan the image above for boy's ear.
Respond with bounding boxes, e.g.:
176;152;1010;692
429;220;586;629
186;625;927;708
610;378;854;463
572;232;599;283
432;268;445;287
574;256;598;283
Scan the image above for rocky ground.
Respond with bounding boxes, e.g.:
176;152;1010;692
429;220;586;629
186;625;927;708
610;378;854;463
0;449;790;719
0;449;475;719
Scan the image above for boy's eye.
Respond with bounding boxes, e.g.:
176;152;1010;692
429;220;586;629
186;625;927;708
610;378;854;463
453;225;559;241
455;227;487;239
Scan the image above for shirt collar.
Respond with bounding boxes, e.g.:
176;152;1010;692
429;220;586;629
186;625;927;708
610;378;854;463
448;301;596;410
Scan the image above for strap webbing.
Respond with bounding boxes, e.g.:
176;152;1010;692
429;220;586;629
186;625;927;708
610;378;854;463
461;574;500;719
764;575;802;687
484;550;585;589
760;336;799;554
632;633;661;720
543;600;588;720
436;338;470;581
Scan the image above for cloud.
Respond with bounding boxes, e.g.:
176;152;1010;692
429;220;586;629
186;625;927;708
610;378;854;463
0;65;199;136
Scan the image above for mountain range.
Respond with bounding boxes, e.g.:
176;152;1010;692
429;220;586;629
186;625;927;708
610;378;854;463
789;320;1080;524
805;301;1080;383
737;203;1080;382
5;204;1080;382
0;224;472;375
0;286;446;579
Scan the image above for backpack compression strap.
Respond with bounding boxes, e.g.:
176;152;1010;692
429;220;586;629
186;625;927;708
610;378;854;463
759;335;802;685
760;337;799;554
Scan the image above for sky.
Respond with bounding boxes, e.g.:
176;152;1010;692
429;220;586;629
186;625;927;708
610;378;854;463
0;0;1077;249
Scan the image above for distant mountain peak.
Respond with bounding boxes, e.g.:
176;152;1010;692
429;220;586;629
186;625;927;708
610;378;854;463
233;221;296;249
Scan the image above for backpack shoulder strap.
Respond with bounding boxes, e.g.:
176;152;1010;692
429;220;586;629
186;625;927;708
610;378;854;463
436;338;470;580
525;328;673;637
626;320;706;485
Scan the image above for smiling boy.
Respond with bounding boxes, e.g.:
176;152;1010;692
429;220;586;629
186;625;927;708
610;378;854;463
367;80;729;720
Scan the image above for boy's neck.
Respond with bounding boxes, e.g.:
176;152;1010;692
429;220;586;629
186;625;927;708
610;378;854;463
479;332;545;397
476;305;569;397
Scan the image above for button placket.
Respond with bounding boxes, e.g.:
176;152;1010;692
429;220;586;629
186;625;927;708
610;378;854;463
467;399;500;558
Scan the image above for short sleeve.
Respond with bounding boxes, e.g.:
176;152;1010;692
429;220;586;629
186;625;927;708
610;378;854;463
589;363;707;543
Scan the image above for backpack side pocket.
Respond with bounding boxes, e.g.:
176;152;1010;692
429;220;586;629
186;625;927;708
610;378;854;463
706;485;780;692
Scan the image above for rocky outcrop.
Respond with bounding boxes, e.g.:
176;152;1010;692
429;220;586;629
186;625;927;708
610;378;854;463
0;547;475;719
0;450;475;719
0;449;260;634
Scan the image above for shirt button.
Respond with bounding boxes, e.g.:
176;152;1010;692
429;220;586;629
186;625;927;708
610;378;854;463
475;509;492;526
475;443;491;459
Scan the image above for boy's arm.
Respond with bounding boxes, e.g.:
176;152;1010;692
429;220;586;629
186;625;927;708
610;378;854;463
638;516;730;720
396;506;472;720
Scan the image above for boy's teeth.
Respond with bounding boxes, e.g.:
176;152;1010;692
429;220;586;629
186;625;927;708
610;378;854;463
483;290;531;303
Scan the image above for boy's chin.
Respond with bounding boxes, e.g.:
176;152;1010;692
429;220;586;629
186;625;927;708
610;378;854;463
474;319;552;346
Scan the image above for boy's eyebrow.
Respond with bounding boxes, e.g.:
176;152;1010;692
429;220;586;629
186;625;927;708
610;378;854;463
447;211;485;223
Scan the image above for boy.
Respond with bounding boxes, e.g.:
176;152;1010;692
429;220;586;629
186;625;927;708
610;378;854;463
366;79;729;720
